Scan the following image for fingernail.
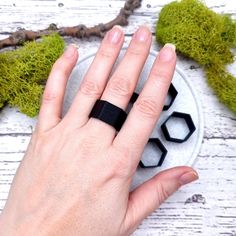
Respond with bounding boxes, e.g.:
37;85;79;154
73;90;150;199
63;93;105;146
159;43;176;62
135;26;151;42
179;171;199;185
71;43;78;49
107;25;123;44
64;44;76;58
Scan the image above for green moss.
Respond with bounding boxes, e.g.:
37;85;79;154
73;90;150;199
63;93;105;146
156;0;236;114
0;34;65;117
207;65;236;113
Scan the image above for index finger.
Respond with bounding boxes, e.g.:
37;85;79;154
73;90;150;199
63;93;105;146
113;44;176;160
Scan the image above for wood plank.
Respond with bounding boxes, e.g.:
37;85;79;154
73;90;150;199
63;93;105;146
0;0;235;39
0;137;236;234
0;0;236;235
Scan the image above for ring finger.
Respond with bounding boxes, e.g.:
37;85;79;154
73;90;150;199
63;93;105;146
114;44;177;166
88;26;152;137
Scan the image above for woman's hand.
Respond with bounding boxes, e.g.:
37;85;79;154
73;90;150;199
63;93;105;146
0;26;198;236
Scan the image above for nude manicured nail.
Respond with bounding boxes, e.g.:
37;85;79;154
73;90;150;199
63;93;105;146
71;43;78;49
159;43;176;62
107;26;123;44
135;26;151;42
179;171;199;185
64;44;76;58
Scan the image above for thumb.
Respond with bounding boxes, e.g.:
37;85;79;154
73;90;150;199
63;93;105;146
123;166;198;234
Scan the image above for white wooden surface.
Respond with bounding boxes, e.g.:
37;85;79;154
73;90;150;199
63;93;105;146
0;0;236;235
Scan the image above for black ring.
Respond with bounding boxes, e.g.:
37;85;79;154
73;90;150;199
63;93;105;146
89;100;127;131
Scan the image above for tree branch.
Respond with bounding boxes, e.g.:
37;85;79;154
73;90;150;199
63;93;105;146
0;0;142;50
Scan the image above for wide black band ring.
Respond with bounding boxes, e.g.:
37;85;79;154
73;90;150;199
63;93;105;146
89;100;127;131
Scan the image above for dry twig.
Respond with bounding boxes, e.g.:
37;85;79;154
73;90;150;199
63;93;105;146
0;0;142;50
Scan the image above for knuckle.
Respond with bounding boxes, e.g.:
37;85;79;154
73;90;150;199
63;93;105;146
33;132;56;156
53;57;63;68
42;90;57;104
99;48;114;59
108;77;132;98
151;69;171;86
156;182;171;204
51;58;61;71
110;147;134;178
52;58;66;71
134;97;158;118
79;80;102;97
127;47;144;57
51;60;70;78
78;135;97;157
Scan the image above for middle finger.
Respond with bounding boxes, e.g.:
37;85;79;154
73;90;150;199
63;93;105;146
88;26;152;135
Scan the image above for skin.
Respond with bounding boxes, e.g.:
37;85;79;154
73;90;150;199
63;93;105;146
0;26;198;236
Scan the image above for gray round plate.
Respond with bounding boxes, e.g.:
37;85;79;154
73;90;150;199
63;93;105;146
63;48;204;189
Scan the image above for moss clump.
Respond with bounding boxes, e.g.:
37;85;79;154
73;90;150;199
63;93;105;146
0;34;65;117
156;0;236;114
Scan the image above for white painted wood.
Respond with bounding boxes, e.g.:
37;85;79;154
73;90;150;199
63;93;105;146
0;0;236;235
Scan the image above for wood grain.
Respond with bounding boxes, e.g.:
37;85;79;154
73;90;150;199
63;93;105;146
0;0;236;235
